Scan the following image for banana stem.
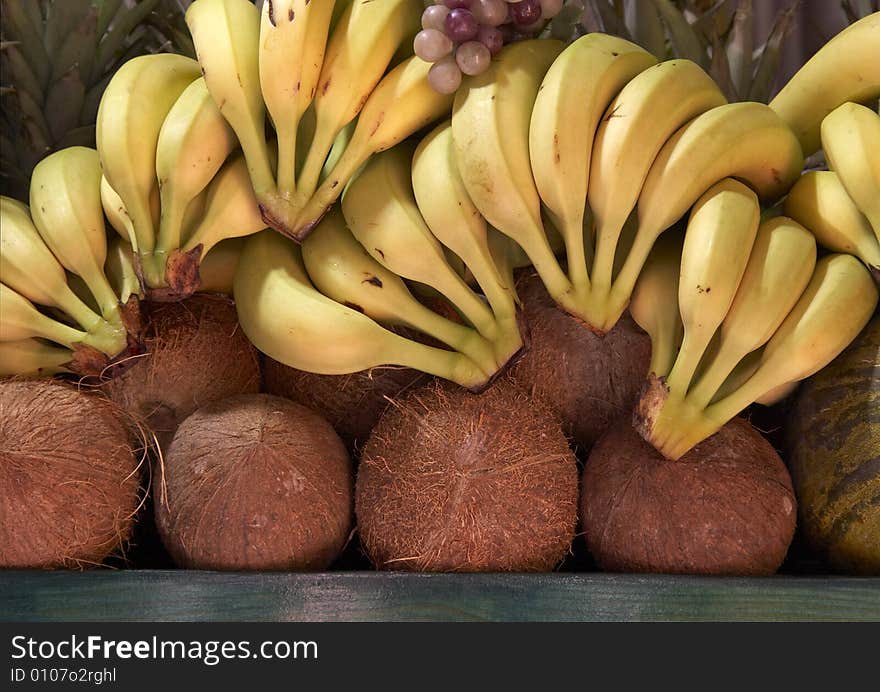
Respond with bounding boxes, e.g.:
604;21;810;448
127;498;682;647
603;222;661;331
276;123;299;198
80;318;128;358
686;340;743;411
664;329;712;399
649;338;678;379
54;284;105;335
434;276;499;343
590;214;627;312
81;269;126;329
562;216;591;297
297;120;338;206
517;227;580;316
387;335;491;391
155;191;188;260
138;251;167;288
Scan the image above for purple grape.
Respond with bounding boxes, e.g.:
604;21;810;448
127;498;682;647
414;29;454;63
477;25;504;55
509;0;542;26
471;0;508;26
445;8;479;42
443;0;472;8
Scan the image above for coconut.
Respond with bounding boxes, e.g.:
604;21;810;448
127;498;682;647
103;295;260;449
262;358;428;451
581;418;797;575
356;378;579;572
155;393;353;570
0;380;141;568
509;271;651;453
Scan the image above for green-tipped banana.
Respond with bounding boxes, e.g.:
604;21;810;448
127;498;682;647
821;101;880;234
186;0;289;234
294;56;454;239
259;0;336;197
96;53;201;287
341;145;497;343
412;120;523;364
769;12;880;156
687;216;817;410
605;101;804;332
529;33;657;294
453;40;577;320
0;284;88;348
784;170;880;276
295;0;421;205
302;208;499;376
155;77;236;264
588;60;727;306
233;231;491;390
0;338;73;378
629;231;684;379
664;179;761;399
29;147;123;326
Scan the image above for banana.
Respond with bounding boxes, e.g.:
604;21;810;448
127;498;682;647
769;12;880;156
588;60;727;305
29;147;122;327
821;101;880;234
341;144;498;342
295;0;421;205
260;0;337;197
233;231;490;390
628;230;684;379
653;253;880;460
0;284;88;348
95;53;201;287
180;155;267;258
784;170;880;274
452;40;578;321
196;238;246;295
294;56;454;239
605;101;804;331
302;208;499;375
100;175;161;247
412;120;523;363
154;77;237;262
529;34;657;294
0;338;73;378
186;0;292;235
686;216;817;410
664;179;761;399
105;236;143;306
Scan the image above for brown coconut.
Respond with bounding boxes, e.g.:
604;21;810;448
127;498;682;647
103;295;260;449
581;418;797;575
155;393;353;571
510;271;651;453
0;380;141;568
262;358;428;451
356;378;579;572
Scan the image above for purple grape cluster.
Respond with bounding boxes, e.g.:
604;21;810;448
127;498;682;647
415;0;564;94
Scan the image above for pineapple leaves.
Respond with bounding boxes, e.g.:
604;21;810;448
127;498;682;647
624;0;667;58
651;0;707;66
93;0;162;81
748;2;797;102
0;0;51;88
725;0;754;100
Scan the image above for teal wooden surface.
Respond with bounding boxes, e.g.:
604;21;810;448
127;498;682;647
1;572;878;621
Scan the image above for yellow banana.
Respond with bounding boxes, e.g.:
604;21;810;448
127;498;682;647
784;170;880;274
105;236;143;306
588;59;727;304
529;33;657;294
295;0;421;204
0;338;73;378
0;284;88;348
340;144;497;342
302;208;498;375
196;238;246;295
29;147;122;325
452;40;576;320
664;179;761;399
95;53;201;287
294;56;454;239
233;231;490;390
186;0;291;235
606;101;804;331
155;77;236;261
100;175;160;246
821;101;880;234
259;0;337;198
769;12;880;156
686;216;817;410
628;230;684;379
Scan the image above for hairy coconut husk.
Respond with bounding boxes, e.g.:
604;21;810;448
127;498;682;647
155;394;353;571
103;295;260;449
582;418;797;575
0;379;142;568
356;378;579;572
510;271;651;453
262;358;428;452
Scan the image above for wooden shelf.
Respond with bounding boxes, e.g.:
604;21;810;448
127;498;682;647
2;571;878;621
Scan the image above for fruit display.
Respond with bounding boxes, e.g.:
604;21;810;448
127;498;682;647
1;1;879;580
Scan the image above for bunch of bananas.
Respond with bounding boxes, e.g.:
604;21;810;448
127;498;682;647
0;148;133;378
